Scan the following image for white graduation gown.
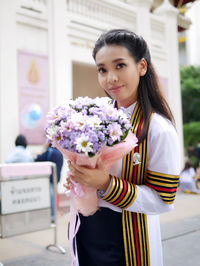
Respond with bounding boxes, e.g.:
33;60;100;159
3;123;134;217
98;102;181;266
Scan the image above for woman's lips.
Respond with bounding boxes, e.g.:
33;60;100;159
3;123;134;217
108;85;124;92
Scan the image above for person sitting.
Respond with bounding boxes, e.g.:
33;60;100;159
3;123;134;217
35;144;63;222
179;161;200;194
195;161;200;190
5;134;34;163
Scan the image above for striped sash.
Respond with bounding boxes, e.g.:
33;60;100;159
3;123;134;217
102;102;179;265
122;103;150;266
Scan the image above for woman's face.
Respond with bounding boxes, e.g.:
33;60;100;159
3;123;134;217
95;45;146;108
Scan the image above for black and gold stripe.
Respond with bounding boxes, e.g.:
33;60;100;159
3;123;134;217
145;170;179;204
122;102;150;266
102;175;137;209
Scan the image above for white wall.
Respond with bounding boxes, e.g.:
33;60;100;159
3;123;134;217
0;0;18;162
186;1;200;66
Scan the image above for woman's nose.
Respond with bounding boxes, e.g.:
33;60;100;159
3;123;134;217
107;71;118;83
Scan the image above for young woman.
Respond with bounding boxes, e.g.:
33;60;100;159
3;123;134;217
65;29;180;266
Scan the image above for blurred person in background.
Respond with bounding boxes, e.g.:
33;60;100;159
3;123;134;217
187;142;195;159
35;144;63;222
5;134;34;163
179;161;200;194
195;140;200;163
195;161;200;190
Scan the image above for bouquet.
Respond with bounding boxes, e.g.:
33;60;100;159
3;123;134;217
45;96;138;264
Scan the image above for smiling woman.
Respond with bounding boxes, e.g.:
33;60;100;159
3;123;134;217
95;45;146;108
65;29;181;266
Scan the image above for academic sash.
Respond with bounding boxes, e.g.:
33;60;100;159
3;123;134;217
102;102;179;266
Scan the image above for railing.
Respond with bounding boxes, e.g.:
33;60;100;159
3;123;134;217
16;0;48;29
16;0;48;19
67;0;136;28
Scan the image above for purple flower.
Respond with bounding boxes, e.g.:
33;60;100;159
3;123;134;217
45;97;132;156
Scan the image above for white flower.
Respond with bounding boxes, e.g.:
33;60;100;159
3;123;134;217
95;97;110;107
87;115;102;128
74;96;93;107
118;109;129;120
103;105;118;117
75;134;93;155
60;120;72;133
108;123;123;141
46;125;60;140
72;113;87;130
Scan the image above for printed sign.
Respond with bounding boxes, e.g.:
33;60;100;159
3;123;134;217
18;50;49;144
1;177;50;214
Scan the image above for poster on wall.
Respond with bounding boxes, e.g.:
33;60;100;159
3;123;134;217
18;50;49;144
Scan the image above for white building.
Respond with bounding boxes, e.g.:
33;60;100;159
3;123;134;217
0;0;184;187
177;0;200;66
185;0;200;65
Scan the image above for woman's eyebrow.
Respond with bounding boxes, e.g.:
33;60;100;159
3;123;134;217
96;63;104;67
112;58;126;63
96;58;126;67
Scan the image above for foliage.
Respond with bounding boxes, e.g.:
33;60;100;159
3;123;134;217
183;121;200;148
180;65;200;123
183;121;200;167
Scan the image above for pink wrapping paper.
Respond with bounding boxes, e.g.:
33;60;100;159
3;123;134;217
57;131;138;265
58;130;138;216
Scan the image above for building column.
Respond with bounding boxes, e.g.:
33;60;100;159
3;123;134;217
48;0;72;108
0;0;18;162
126;0;153;43
154;0;184;166
48;0;73;193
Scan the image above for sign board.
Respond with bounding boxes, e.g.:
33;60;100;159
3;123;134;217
1;177;50;215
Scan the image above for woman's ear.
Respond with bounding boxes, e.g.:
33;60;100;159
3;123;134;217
138;58;147;76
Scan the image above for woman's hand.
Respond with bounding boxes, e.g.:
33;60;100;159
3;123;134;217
66;157;111;191
63;177;74;190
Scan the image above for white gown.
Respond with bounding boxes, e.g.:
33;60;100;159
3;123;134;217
98;102;181;266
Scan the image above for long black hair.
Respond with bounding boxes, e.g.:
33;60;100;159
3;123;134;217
93;29;175;143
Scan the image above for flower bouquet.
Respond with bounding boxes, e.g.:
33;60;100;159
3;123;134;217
45;96;138;264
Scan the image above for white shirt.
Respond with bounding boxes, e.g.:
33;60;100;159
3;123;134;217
5;146;34;163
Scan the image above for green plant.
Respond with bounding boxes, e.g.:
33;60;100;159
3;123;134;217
180;65;200;123
183;121;200;148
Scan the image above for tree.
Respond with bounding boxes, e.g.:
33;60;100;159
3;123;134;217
180;65;200;123
180;65;200;165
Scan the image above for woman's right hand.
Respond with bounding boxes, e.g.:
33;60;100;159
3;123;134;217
63;176;74;191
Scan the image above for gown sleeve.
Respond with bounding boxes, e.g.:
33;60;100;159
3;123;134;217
101;113;181;215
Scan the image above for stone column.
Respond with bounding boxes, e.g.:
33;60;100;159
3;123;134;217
48;0;73;192
0;0;18;162
154;0;184;166
48;0;72;108
126;0;153;43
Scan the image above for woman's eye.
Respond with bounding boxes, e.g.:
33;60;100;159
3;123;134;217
116;63;125;69
98;68;106;74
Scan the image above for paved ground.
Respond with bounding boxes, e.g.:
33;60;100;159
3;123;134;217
1;189;200;266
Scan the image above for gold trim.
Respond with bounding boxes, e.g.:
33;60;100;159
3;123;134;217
147;170;179;179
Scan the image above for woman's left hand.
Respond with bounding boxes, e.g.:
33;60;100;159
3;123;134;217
67;157;111;191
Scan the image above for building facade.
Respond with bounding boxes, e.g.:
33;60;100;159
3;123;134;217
0;0;184;179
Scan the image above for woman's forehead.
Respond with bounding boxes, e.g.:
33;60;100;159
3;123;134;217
95;45;133;64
